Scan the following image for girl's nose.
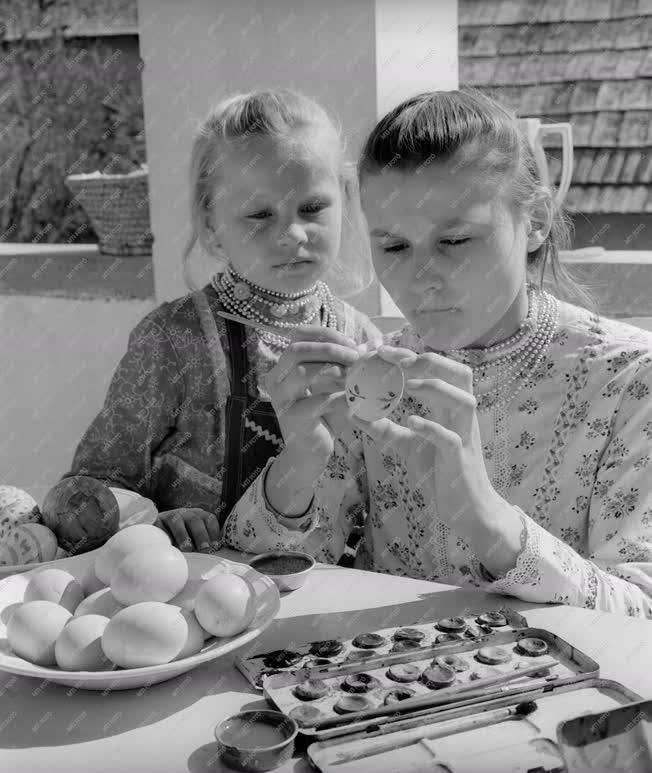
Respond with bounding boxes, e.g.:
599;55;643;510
278;222;308;247
409;257;445;292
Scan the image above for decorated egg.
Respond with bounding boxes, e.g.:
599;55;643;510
41;476;120;554
0;523;59;567
95;523;170;584
110;545;188;605
74;588;125;618
24;568;85;613
0;486;40;528
7;600;72;666
101;602;190;668
55;614;112;671
345;352;404;421
194;574;256;638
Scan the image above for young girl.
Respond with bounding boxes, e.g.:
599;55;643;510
224;89;652;619
58;89;380;552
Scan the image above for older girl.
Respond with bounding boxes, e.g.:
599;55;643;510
58;89;379;552
225;89;652;618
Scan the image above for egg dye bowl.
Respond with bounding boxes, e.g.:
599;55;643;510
0;551;279;690
215;710;298;772
248;551;316;593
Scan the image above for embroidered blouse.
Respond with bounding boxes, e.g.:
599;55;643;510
62;283;380;514
224;297;652;619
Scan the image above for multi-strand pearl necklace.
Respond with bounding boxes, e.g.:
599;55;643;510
211;264;338;348
447;287;558;411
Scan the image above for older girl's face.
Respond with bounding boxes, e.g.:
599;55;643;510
361;160;536;351
210;134;343;294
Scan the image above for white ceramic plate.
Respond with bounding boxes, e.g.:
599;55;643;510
0;487;158;579
0;552;280;690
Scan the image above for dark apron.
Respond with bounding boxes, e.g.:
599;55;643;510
218;318;284;526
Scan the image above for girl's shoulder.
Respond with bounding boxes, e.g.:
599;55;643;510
129;288;211;345
331;296;383;344
556;298;652;364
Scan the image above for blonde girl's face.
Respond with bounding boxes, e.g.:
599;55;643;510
209;134;343;293
361;160;535;351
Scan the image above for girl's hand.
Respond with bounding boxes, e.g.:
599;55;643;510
156;508;222;553
350;344;504;538
265;326;368;464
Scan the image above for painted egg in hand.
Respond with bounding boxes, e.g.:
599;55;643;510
345;352;404;421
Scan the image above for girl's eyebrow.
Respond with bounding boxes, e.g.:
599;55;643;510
370;228;400;238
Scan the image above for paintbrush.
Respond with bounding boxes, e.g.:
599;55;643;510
216;309;294;336
315;658;558;730
311;701;539;766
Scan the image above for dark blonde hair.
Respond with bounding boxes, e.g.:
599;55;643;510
358;88;593;308
183;88;373;296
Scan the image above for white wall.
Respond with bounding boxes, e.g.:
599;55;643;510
1;296;155;504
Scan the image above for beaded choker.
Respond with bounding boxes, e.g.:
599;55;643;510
446;286;559;411
211;264;338;348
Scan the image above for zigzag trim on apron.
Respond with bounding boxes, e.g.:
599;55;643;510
243;415;284;449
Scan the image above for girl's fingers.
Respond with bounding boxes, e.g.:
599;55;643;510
276;365;345;403
378;345;473;392
268;344;359;388
161;513;193;552
404;378;476;441
350;414;413;449
186;514;212;553
408;415;461;453
200;512;222;549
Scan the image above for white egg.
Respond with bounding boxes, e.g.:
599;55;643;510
176;609;206;659
101;602;190;668
79;560;105;595
24;568;85;613
74;588;125;618
110;545;188;605
7;600;72;666
95;523;170;584
194;575;256;638
55;614;112;671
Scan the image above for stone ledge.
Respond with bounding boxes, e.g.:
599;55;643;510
0;244;154;300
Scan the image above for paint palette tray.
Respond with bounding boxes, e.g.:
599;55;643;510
235;607;529;690
306;679;642;772
558;698;652;773
262;626;599;736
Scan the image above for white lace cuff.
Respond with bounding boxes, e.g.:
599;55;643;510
473;507;584;605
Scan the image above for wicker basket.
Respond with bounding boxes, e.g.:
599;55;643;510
65;168;153;256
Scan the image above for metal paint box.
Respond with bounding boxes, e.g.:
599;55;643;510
306;679;642;772
235;607;529;690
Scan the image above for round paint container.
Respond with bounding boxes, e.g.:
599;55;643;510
214;709;298;772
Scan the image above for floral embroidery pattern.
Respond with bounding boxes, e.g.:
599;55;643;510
225;299;652;620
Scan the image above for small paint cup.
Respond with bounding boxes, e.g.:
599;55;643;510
214;709;298;772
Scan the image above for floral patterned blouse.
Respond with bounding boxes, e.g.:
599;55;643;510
224;296;652;619
63;282;379;514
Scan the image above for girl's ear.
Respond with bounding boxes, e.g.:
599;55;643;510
525;187;554;253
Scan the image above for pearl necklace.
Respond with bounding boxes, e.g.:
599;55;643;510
452;289;558;411
211;264;338;348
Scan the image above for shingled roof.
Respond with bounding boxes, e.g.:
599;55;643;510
0;0;137;39
459;0;652;214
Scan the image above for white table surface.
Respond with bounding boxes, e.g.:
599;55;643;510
1;548;651;773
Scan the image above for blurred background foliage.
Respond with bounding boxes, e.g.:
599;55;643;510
0;0;145;244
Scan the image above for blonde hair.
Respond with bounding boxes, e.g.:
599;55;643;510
182;89;374;298
358;88;594;309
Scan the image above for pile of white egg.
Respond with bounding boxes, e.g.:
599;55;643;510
6;524;256;671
